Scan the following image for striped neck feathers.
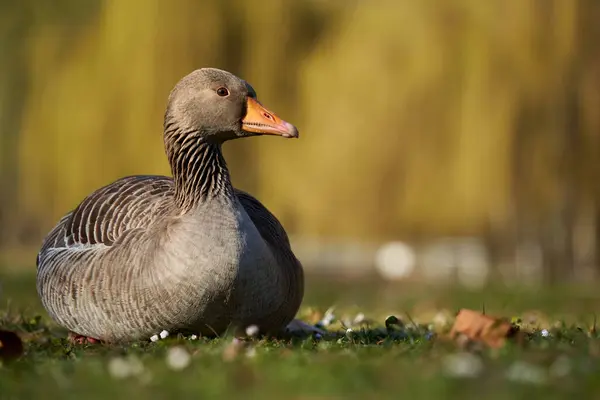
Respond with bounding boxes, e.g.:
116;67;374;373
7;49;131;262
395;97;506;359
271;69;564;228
164;125;234;211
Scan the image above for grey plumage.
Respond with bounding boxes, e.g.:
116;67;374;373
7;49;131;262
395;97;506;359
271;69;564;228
36;68;304;343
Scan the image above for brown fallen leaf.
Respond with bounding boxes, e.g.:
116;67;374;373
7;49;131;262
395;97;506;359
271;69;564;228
449;309;519;349
0;330;24;361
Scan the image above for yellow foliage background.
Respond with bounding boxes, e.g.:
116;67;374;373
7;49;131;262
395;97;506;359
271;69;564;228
1;0;599;263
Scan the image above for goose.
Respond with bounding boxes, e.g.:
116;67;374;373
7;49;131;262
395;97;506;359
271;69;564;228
36;68;316;344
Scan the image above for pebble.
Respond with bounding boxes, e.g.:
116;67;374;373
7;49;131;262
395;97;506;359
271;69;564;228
385;315;402;329
150;335;159;342
159;330;169;339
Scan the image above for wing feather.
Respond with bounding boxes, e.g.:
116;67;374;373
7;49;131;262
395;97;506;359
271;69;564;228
38;176;303;300
38;175;175;263
235;189;293;251
235;189;304;320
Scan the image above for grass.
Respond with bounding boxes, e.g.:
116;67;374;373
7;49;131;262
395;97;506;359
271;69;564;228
2;271;600;399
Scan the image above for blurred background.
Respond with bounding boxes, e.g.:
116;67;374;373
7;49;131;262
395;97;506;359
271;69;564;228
1;0;599;291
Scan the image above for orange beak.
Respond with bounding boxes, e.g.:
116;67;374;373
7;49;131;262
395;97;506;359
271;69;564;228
241;97;299;138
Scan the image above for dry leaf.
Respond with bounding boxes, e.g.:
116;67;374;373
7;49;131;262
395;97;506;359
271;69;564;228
449;309;518;349
0;330;24;361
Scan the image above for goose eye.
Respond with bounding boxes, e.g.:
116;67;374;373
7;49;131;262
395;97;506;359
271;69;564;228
216;87;229;97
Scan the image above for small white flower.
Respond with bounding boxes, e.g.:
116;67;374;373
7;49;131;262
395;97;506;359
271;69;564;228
165;346;191;371
345;328;354;339
150;335;159;342
245;347;257;358
432;312;452;328
245;325;259;337
506;361;547;385
353;313;366;325
317;307;336;327
108;356;144;379
541;329;549;337
108;357;133;379
549;355;571;378
138;371;154;386
160;330;169;339
128;357;144;375
190;334;198;340
442;352;484;378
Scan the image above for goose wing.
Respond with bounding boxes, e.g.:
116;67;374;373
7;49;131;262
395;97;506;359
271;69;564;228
235;189;304;307
37;175;175;263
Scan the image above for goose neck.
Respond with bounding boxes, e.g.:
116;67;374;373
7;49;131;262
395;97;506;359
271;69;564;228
165;127;234;210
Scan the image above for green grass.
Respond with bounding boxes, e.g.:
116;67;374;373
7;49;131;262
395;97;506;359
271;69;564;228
2;271;600;399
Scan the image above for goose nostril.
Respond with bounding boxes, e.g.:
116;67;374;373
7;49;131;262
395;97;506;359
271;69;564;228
263;112;274;121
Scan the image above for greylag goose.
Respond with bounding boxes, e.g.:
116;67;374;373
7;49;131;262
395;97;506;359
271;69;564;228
36;68;311;344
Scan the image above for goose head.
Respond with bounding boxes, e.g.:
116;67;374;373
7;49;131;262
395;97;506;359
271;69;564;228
164;68;299;143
